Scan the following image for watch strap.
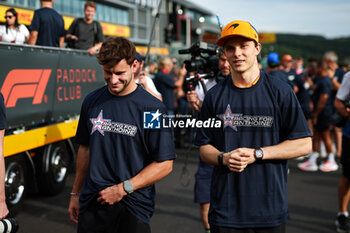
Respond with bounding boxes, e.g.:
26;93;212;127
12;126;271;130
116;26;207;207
217;152;224;165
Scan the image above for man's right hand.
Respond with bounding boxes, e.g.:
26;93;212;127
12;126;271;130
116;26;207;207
223;148;253;173
187;91;200;112
68;196;80;224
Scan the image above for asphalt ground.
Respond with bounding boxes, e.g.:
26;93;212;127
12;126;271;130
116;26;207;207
14;147;342;233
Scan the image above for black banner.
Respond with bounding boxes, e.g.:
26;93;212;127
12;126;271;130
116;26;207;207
0;43;105;129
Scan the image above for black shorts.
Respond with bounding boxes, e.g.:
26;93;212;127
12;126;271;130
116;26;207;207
194;160;213;204
315;114;330;132
211;223;285;233
78;199;150;233
341;136;350;179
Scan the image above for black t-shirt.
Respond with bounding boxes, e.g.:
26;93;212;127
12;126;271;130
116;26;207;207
75;85;176;224
195;71;311;228
29;7;65;47
294;72;312;114
312;75;333;117
268;70;295;90
154;71;175;111
67;18;104;49
283;68;297;85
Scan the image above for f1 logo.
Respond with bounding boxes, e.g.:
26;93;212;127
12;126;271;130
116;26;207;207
1;69;51;108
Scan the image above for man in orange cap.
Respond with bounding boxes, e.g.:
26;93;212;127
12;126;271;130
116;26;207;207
195;20;312;233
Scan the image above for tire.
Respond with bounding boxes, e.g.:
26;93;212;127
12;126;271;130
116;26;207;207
5;155;26;217
38;141;70;195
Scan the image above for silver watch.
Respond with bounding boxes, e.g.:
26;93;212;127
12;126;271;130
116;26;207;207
254;148;264;161
123;180;134;194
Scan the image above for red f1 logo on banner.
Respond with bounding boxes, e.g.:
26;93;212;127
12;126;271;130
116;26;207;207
1;69;51;108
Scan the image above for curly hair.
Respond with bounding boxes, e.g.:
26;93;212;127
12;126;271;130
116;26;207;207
97;37;136;68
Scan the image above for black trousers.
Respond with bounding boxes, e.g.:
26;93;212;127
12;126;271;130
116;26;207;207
211;223;286;233
78;200;151;233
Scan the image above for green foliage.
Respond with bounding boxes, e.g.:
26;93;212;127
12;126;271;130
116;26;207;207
260;34;350;64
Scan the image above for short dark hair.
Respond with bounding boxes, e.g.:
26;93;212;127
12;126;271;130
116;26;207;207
84;1;96;10
98;37;136;68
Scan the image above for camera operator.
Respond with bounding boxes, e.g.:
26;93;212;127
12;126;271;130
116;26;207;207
187;49;231;112
186;49;230;233
334;72;350;233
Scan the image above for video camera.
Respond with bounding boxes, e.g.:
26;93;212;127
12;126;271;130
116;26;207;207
178;42;220;92
331;98;350;127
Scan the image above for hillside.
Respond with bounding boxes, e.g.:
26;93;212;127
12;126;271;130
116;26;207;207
261;34;350;64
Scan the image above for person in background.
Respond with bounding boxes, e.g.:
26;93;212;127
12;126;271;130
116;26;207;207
0;8;29;44
266;52;296;91
154;57;186;115
0;93;8;220
280;54;298;93
65;1;104;55
134;52;162;101
298;62;337;172
324;51;345;161
187;49;231;233
28;0;65;47
294;57;317;134
145;62;157;79
334;72;350;233
293;56;304;75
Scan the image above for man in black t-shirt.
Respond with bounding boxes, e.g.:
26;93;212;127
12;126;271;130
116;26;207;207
154;57;186;115
28;0;65;47
68;37;175;233
323;51;345;159
266;52;296;91
280;54;298;93
66;1;104;55
195;20;312;233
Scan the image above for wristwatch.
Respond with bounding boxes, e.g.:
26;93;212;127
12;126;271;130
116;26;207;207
254;148;264;161
123;180;134;194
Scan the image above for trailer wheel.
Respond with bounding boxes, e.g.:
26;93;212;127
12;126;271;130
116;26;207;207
38;142;70;195
5;155;26;217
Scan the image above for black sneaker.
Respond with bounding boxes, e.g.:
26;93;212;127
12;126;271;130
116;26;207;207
336;214;350;232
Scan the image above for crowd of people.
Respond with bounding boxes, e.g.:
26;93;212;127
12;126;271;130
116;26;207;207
0;0;103;55
263;50;348;174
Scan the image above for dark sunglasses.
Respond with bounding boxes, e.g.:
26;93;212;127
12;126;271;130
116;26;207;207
5;15;13;19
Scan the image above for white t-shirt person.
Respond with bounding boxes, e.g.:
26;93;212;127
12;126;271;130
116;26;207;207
0;24;29;44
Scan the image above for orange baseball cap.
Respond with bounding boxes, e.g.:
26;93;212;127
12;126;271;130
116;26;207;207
217;20;259;47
